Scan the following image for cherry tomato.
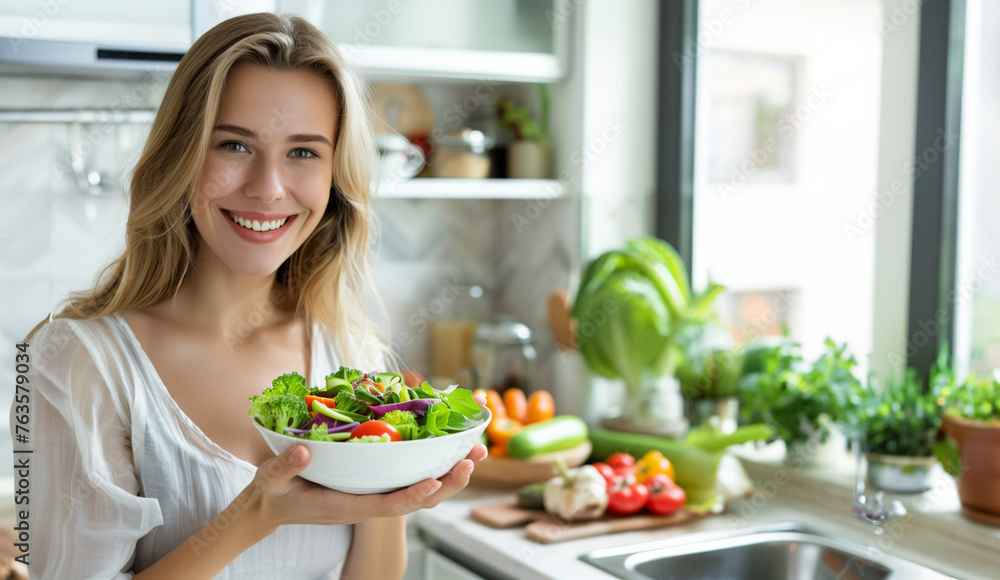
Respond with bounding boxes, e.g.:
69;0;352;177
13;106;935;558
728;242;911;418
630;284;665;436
606;452;636;476
607;477;649;515
349;420;401;442
503;388;528;424
526;390;555;424
592;462;617;488
635;450;674;484
644;473;686;515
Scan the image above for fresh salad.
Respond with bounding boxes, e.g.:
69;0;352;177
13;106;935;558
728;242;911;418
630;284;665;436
248;367;485;442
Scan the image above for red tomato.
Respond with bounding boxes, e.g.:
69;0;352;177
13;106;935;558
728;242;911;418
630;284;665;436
606;452;636;476
644;473;686;515
592;462;617;488
350;421;401;442
607;477;649;515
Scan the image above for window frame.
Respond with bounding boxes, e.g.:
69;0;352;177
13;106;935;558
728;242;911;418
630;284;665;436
656;0;968;384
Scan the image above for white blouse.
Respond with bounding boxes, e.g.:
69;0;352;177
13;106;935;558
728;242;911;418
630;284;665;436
19;312;371;579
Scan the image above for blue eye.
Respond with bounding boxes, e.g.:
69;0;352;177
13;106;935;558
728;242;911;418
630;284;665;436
221;141;248;153
290;148;317;159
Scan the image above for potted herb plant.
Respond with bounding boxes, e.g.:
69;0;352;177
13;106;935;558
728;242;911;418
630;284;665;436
675;316;742;433
496;87;550;179
935;371;1000;522
739;338;862;466
853;368;943;493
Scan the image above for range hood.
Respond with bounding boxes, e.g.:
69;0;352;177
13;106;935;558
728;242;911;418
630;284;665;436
0;37;185;79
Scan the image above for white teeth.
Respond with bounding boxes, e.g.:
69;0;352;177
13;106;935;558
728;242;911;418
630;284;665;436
226;211;290;232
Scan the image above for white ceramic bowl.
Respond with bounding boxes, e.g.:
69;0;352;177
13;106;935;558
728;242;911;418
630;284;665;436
252;408;491;494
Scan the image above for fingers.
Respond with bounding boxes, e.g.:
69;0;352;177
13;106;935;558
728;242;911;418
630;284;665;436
465;443;488;463
373;478;443;517
258;444;310;486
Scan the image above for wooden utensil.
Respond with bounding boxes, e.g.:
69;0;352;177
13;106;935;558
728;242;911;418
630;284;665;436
470;501;701;544
547;288;577;350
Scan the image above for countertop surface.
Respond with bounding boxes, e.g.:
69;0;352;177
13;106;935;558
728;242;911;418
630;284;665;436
412;453;1000;580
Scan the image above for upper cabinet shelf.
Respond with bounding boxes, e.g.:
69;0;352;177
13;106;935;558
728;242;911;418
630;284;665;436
376;178;565;200
279;0;567;83
342;45;562;84
0;1;568;83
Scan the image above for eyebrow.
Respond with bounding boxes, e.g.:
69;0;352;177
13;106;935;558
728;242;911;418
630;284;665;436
213;124;332;146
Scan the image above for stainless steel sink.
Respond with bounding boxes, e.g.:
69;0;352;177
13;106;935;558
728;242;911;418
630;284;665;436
581;521;954;580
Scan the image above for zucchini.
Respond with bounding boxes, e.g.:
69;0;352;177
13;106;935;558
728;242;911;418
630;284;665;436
516;483;546;510
507;416;588;459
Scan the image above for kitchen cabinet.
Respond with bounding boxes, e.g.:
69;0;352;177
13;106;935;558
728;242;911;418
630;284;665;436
277;0;568;82
422;550;489;580
403;524;490;580
0;1;190;48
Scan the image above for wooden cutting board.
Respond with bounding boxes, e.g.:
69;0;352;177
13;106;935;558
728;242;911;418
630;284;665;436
470;500;702;544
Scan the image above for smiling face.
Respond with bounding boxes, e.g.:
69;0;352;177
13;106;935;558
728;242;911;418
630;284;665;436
191;63;338;278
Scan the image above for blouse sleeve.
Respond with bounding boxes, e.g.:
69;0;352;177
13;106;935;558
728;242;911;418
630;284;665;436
19;319;163;579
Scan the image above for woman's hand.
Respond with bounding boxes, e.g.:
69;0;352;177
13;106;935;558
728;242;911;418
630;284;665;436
241;442;488;533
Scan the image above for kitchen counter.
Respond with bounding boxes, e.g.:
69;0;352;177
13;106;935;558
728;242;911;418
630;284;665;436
413;451;1000;580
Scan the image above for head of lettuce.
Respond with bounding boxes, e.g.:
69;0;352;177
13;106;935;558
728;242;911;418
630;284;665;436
571;236;725;416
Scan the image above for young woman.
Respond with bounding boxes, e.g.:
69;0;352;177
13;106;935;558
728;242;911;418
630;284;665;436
20;13;486;579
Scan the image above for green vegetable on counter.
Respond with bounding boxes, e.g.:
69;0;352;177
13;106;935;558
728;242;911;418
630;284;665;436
571;236;727;406
507;416;589;459
517;482;547;510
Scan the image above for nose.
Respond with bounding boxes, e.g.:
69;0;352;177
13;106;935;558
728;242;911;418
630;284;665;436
245;154;287;203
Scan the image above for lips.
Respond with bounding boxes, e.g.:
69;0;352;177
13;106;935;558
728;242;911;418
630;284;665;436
224;209;294;232
220;207;298;244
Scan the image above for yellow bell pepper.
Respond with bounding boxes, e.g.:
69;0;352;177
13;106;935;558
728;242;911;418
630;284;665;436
635;450;675;484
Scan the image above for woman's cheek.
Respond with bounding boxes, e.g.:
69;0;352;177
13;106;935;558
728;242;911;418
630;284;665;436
200;155;245;200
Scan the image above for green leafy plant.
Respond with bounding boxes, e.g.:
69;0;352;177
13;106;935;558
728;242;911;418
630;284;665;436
739;338;863;446
675;320;741;399
496;86;550;147
852;368;943;457
943;373;1000;422
571;236;725;404
932;354;1000;477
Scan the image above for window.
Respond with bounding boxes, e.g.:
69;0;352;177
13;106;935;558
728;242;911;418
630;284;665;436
953;0;1000;375
690;0;884;361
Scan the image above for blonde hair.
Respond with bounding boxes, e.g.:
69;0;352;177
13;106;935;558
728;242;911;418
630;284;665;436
29;13;391;368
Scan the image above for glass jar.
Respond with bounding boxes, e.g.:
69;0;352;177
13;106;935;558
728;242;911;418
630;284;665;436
471;317;536;393
429;129;494;178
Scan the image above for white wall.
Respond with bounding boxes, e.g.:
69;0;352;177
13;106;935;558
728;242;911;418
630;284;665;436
576;0;661;258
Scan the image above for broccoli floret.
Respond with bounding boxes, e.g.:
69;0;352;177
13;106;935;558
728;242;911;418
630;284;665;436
329;366;362;384
382;410;418;440
270;372;311;397
248;395;277;430
333;390;368;415
249;392;309;434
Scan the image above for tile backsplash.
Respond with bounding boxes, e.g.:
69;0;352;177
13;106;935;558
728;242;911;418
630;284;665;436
1;76;577;479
